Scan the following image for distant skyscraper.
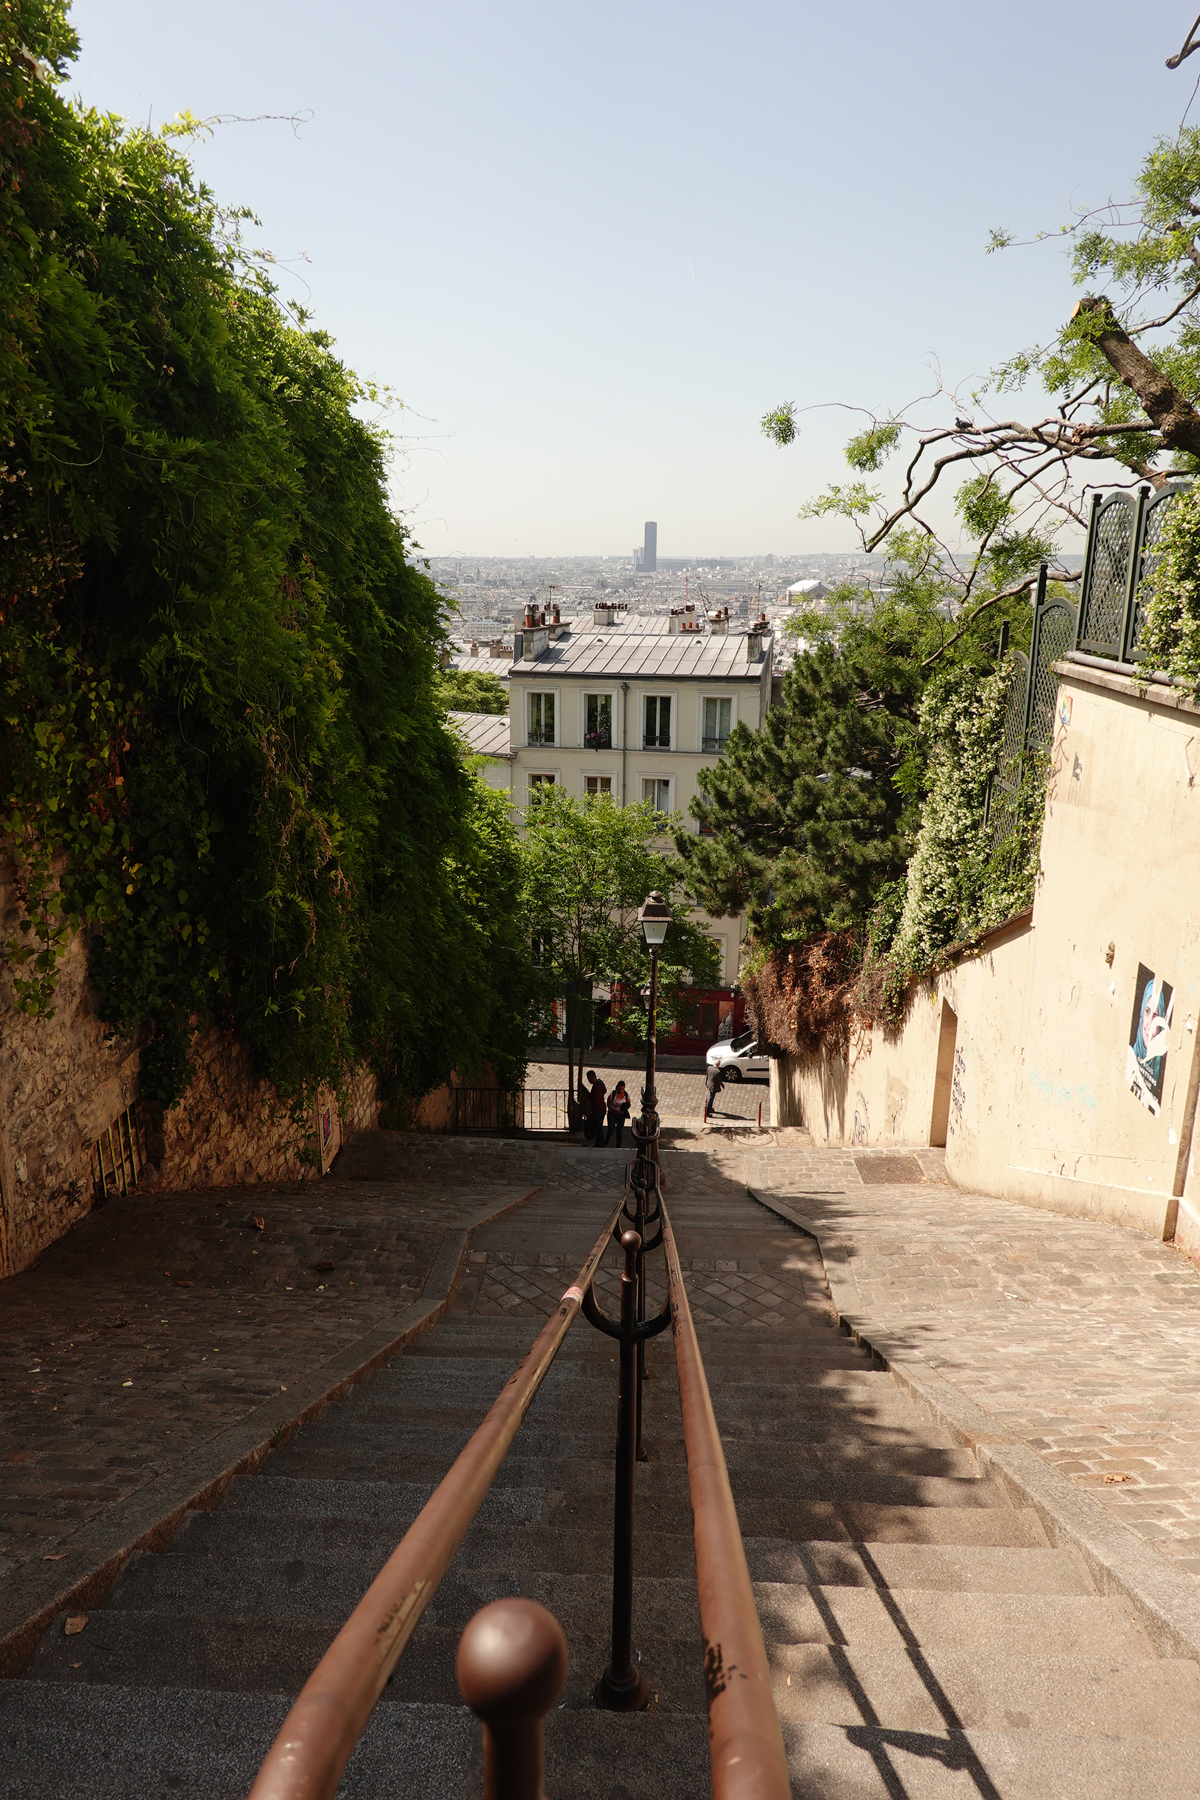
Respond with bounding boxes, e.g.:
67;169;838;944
643;521;657;573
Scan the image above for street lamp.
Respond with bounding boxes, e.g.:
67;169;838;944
638;890;671;1120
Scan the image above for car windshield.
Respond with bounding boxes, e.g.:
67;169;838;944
731;1030;755;1051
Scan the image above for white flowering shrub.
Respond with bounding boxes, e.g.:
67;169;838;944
1140;481;1200;692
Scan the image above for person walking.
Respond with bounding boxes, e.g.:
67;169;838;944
705;1062;728;1117
604;1081;631;1149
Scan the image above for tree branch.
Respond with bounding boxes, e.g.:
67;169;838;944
1072;294;1200;454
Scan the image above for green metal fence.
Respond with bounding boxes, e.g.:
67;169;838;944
1076;480;1191;663
986;566;1078;850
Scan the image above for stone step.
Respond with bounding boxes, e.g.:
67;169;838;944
747;1539;1095;1595
753;1582;1157;1659
26;1612;709;1713
742;1502;1045;1548
105;1523;697;1619
781;1720;1200;1800
768;1643;1200;1739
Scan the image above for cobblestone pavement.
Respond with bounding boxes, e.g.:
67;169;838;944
524;1060;769;1127
721;1139;1200;1577
0;1136;615;1578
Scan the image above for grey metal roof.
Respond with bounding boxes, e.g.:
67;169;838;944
448;711;513;760
509;628;772;681
450;651;512;680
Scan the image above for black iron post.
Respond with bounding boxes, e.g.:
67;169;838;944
642;942;659;1125
594;1229;651;1712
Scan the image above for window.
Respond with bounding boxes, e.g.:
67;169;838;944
584;693;613;749
643;694;672;749
702;696;732;753
528;692;555;745
527;772;556;801
584;774;613;797
642;777;671;812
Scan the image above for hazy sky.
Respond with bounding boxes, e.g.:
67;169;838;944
66;2;1200;556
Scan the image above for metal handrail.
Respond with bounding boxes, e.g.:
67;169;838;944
247;1197;626;1800
660;1195;791;1800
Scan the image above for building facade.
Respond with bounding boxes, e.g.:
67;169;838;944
506;608;773;983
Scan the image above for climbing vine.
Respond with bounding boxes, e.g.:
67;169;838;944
1139;479;1200;694
1;1;534;1105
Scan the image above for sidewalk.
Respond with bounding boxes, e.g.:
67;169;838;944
722;1139;1200;1577
525;1059;769;1128
0;1138;609;1584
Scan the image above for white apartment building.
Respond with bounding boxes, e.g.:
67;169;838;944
505;606;774;983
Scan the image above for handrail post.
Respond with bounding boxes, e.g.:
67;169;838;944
457;1599;567;1800
595;1228;651;1712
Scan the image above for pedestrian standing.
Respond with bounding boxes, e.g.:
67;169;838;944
605;1081;631;1149
588;1071;608;1147
705;1062;728;1116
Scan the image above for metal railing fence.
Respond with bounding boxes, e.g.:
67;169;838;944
1076;480;1191;663
449;1088;570;1134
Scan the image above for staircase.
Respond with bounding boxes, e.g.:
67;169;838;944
3;1173;1199;1797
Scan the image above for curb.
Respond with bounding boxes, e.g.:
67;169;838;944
746;1184;1200;1668
0;1183;544;1678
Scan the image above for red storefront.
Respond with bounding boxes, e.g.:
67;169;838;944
609;985;746;1057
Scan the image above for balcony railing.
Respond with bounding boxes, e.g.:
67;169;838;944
527;729;555;746
701;733;729;753
643;733;671;750
584;730;613;749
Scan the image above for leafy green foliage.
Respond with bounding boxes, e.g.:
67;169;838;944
759;402;796;446
522;787;719;1046
435;667;509;715
1139;480;1200;691
1;1;534;1107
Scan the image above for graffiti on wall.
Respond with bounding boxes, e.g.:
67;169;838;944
1126;963;1173;1116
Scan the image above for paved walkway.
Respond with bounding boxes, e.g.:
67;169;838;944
725;1139;1200;1577
525;1059;769;1127
0;1138;612;1581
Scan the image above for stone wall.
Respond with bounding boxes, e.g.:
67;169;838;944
0;858;141;1277
0;858;380;1278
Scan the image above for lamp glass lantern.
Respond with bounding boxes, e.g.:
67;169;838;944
638;891;671;948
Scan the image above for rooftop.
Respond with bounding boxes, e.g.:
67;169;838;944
508;627;772;681
448;711;513;760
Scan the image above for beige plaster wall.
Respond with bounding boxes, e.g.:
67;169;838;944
772;665;1200;1246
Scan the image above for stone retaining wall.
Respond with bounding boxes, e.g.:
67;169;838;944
0;859;380;1279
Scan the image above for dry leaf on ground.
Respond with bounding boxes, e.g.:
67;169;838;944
64;1614;88;1636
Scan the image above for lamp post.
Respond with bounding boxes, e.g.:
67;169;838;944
637;890;671;1124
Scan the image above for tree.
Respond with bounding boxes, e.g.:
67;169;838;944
1;1;537;1111
761;126;1200;627
435;667;509;715
676;531;1038;951
520;789;719;1113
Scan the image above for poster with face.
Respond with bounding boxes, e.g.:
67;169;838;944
1126;963;1173;1115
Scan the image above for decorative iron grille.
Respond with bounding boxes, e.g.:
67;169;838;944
1075;480;1193;663
1124;480;1190;660
1077;491;1136;654
986;648;1029;851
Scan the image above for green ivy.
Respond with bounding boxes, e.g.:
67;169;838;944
1;1;534;1106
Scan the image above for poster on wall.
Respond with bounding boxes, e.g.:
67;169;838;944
1126;963;1174;1116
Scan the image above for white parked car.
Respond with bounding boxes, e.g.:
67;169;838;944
706;1030;768;1079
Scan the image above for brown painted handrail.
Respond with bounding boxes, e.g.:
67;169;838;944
247;1198;625;1800
660;1196;791;1800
